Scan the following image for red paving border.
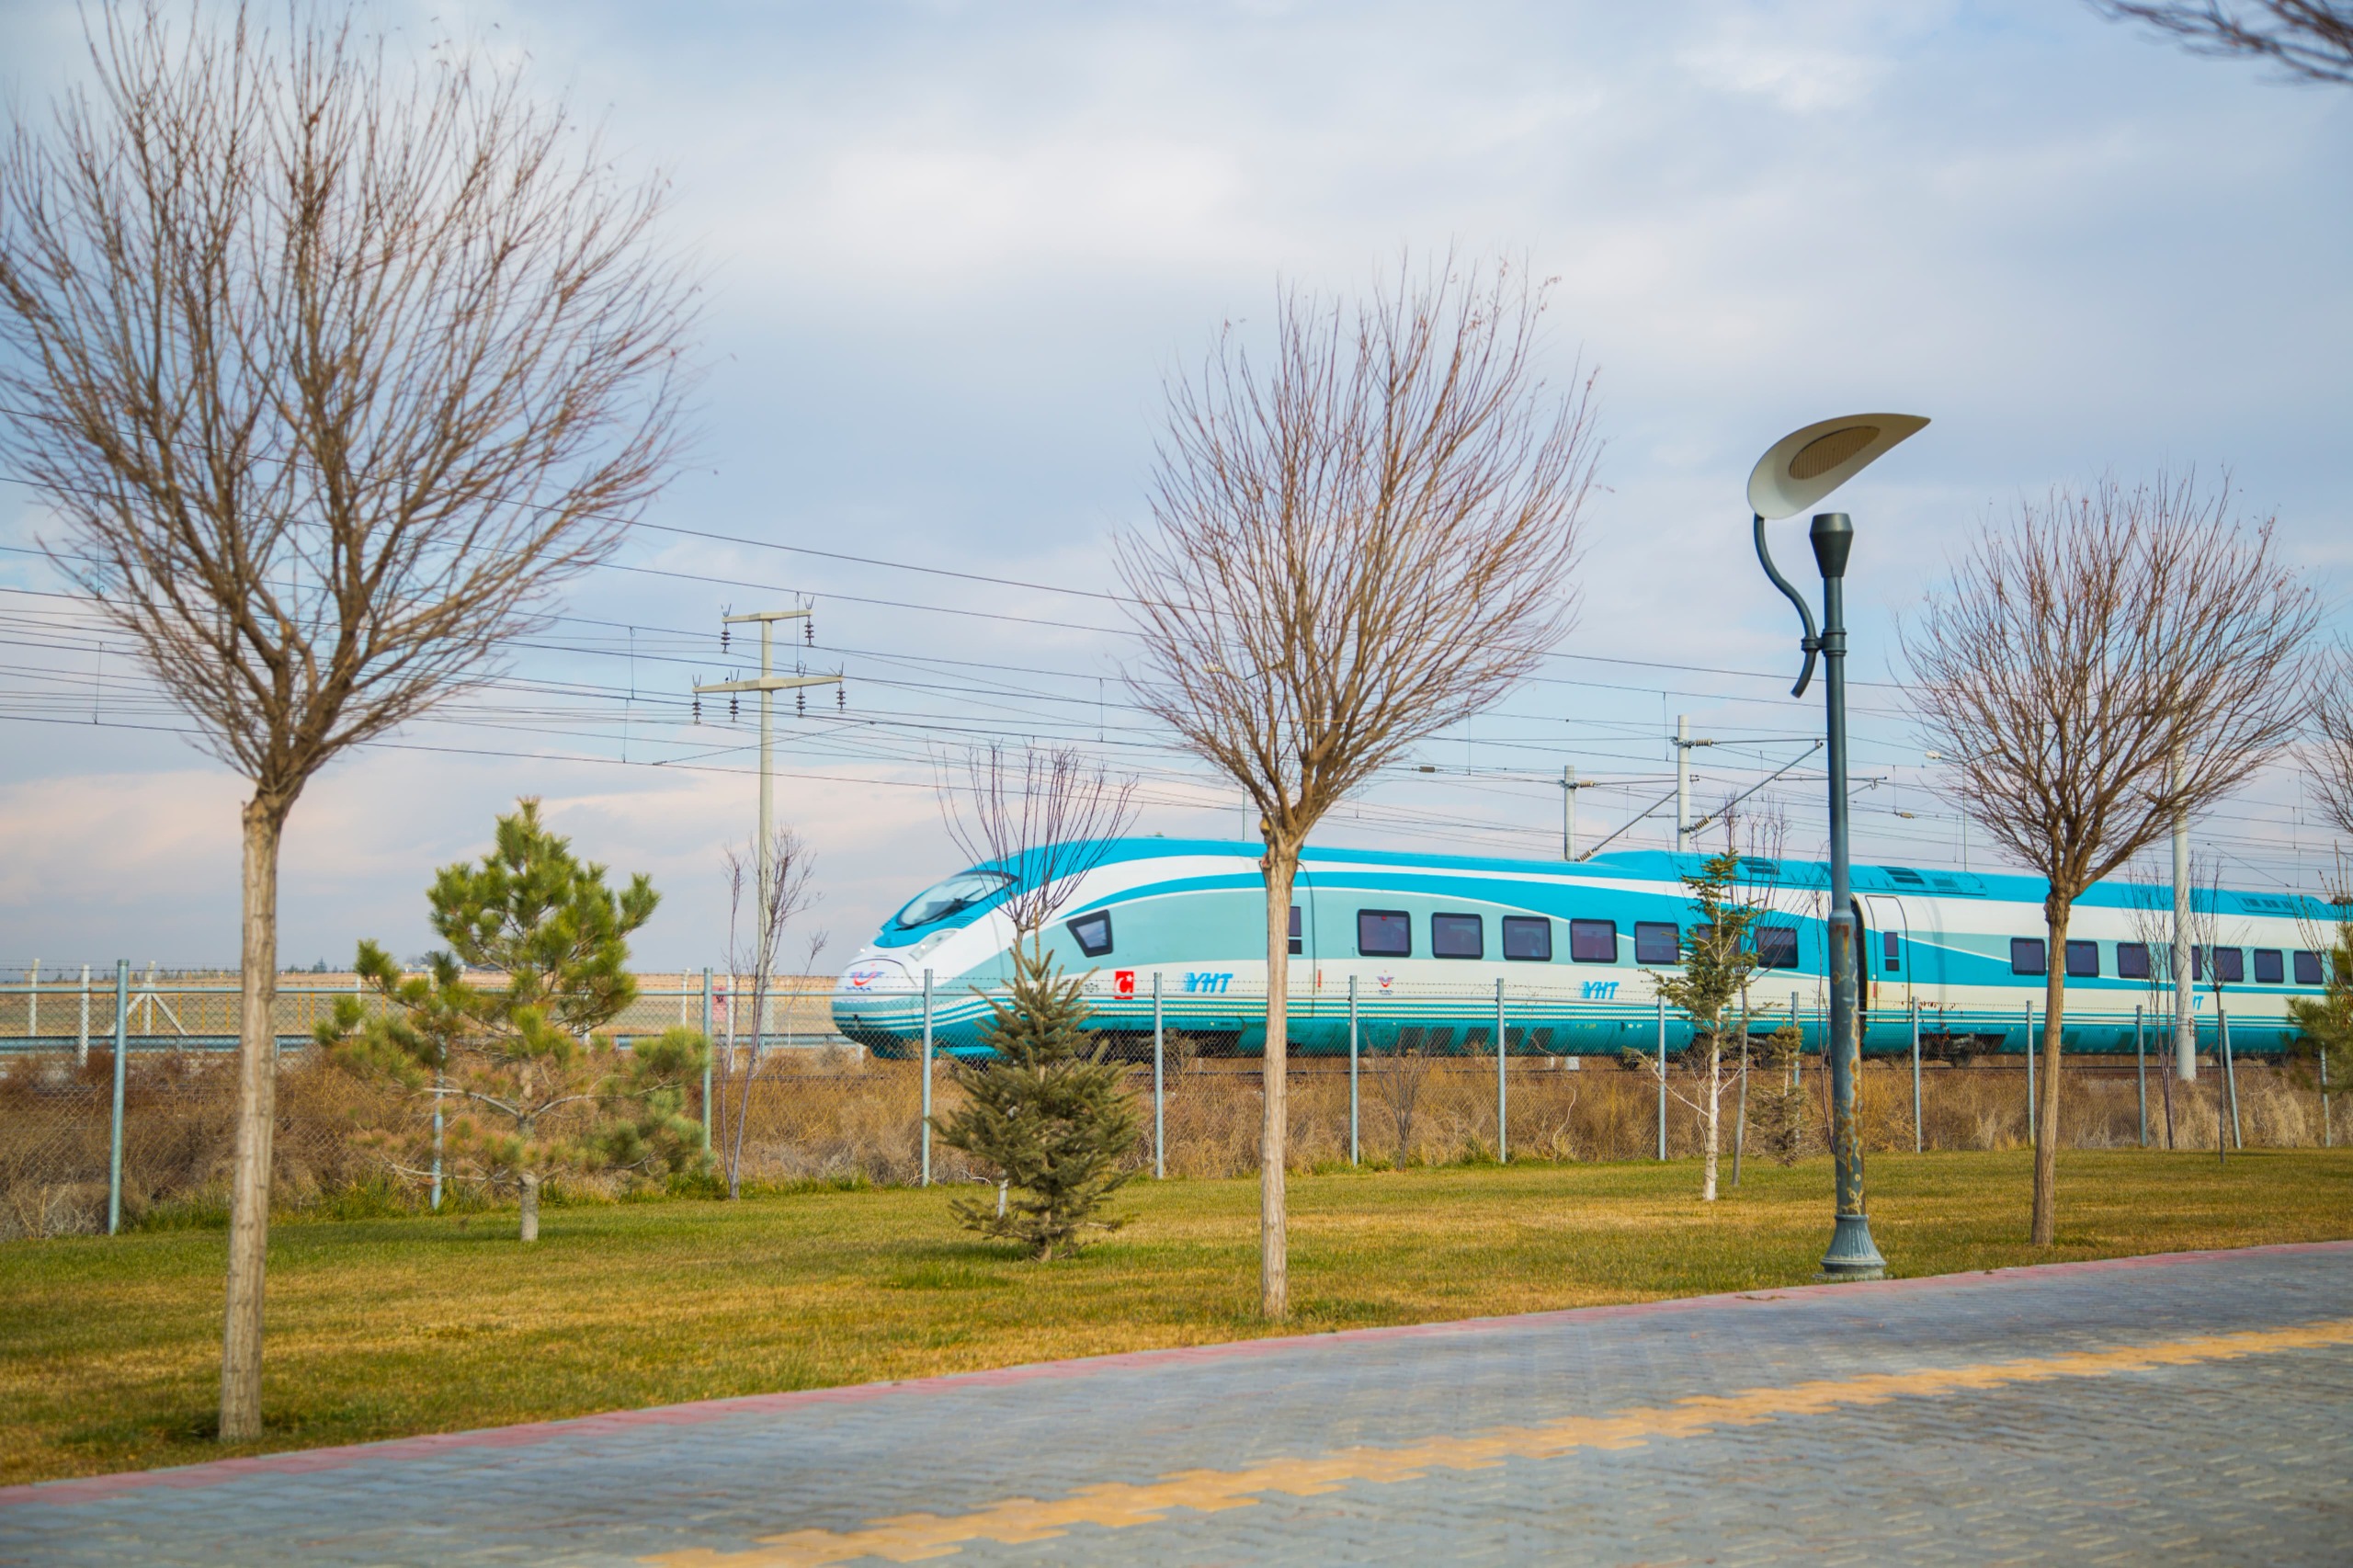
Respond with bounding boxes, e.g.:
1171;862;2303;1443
9;1237;2349;1509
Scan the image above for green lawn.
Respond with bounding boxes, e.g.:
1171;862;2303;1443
5;1149;2349;1487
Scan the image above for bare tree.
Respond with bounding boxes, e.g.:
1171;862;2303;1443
2126;865;2184;1148
0;6;694;1439
938;743;1141;946
1902;473;2313;1245
2090;2;2353;84
715;829;822;1199
2308;646;2353;838
1117;254;1601;1318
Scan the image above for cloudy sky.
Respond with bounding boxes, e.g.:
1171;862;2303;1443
2;0;2347;976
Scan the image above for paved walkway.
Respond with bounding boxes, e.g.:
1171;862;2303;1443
6;1242;2350;1566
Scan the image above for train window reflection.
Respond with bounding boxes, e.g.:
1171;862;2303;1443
2065;940;2099;978
1502;916;1551;961
2118;942;2152;980
1633;922;1679;964
2011;938;2047;976
1065;910;1113;958
2253;949;2283;984
892;870;1013;929
1432;913;1483;959
1756;926;1799;969
2295;949;2325;985
1358;909;1411;958
1569;919;1617;963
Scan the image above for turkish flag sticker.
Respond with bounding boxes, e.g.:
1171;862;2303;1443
1114;970;1136;997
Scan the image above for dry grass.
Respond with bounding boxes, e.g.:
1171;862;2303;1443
3;1147;2347;1488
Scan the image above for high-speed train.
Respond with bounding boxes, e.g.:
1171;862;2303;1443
832;838;2330;1060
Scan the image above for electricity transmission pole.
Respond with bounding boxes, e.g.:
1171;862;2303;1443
1673;716;1714;853
695;609;842;903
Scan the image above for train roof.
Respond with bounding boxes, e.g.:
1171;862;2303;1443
1023;837;2333;920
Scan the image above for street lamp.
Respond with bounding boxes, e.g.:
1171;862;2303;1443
1746;412;1927;1283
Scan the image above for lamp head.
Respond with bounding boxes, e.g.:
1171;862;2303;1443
1746;413;1928;519
1810;512;1853;580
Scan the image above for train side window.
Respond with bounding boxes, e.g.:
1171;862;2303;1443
1066;910;1114;958
1358;909;1411;958
2064;940;2099;979
1882;930;1901;973
2118;942;2152;980
2252;949;2283;984
1432;913;1483;960
1289;905;1303;957
1569;919;1618;963
1502;916;1551;961
2213;947;2245;983
2295;949;2325;985
1633;922;1679;964
2010;937;2047;976
1755;925;1799;969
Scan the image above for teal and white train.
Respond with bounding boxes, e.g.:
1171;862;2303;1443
832;839;2329;1060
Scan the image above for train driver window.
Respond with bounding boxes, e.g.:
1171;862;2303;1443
1289;905;1303;957
1882;930;1901;973
2010;937;2047;976
1502;916;1551;961
2064;940;2099;979
2253;949;2283;984
1633;922;1679;965
1066;910;1114;958
1358;909;1411;958
2296;949;2325;985
2118;942;2152;980
2214;948;2245;983
1432;913;1483;959
1756;926;1799;969
1569;919;1618;963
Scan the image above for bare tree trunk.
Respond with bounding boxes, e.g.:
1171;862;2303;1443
1260;846;1295;1320
219;795;287;1443
2032;899;2070;1245
1701;1034;1722;1202
519;1168;541;1243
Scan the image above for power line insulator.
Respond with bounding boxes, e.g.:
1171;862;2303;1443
728;693;738;722
836;683;846;713
805;618;814;645
721;626;730;653
796;687;806;717
691;695;700;724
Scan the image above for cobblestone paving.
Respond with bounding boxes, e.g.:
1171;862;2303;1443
5;1242;2349;1566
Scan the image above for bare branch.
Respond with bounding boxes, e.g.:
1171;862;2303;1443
936;742;1141;940
2308;644;2353;839
2090;1;2353;85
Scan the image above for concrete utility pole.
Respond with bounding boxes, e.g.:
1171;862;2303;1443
1673;717;1714;854
2171;751;2196;1083
695;609;841;906
1562;766;1579;860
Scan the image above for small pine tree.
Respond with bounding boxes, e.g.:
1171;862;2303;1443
933;944;1141;1259
1749;1017;1814;1167
2290;907;2353;1104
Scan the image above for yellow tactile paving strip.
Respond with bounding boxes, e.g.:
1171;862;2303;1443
644;1317;2353;1568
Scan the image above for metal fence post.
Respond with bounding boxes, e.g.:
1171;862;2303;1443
2321;1046;2331;1150
2222;1003;2241;1150
108;959;129;1235
699;968;714;1153
431;1074;444;1212
921;969;935;1187
1911;997;1922;1154
1656;994;1667;1161
26;960;35;1040
1495;978;1507;1165
1347;974;1359;1166
2134;1004;2147;1149
78;963;90;1064
2025;999;2035;1131
1153;972;1165;1180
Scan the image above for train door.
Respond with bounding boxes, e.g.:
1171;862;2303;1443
1860;894;1912;1017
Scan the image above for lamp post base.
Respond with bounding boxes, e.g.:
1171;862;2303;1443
1816;1213;1887;1282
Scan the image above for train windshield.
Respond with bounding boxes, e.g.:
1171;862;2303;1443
892;870;1013;930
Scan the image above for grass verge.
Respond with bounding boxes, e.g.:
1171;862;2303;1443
5;1148;2348;1487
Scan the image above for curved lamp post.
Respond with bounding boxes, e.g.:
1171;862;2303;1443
1747;413;1928;1283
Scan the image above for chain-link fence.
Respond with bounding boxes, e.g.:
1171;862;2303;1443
2;971;2336;1237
